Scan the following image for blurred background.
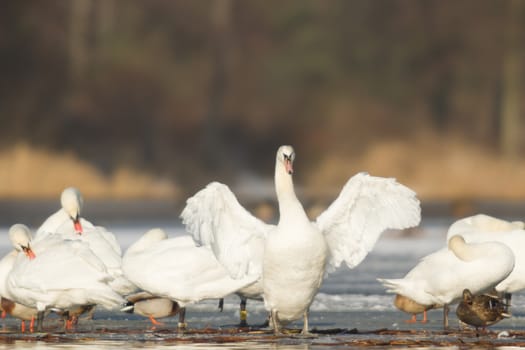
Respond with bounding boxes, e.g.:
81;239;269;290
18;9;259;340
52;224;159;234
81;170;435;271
1;0;525;223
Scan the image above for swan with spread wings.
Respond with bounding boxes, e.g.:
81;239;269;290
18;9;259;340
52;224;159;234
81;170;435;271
181;145;421;335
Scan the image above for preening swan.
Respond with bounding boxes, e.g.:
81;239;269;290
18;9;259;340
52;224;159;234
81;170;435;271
6;225;125;332
33;187;136;296
378;235;515;328
36;187;84;236
446;214;525;294
0;224;39;332
182;145;421;334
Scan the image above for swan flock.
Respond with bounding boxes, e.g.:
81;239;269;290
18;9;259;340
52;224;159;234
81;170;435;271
0;144;519;334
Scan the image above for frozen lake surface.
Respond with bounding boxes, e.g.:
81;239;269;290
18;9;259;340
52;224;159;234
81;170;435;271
1;218;525;349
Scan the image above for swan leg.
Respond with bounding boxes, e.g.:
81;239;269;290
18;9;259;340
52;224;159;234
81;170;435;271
239;296;248;327
271;309;281;335
62;310;71;332
21;320;26;333
177;307;187;330
504;293;512;314
82;304;96;321
67;314;80;330
257;313;270;328
36;310;45;332
443;304;449;330
218;298;224;312
29;316;35;333
301;310;312;336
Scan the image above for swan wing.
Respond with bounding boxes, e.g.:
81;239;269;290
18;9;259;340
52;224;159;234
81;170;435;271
180;182;273;279
316;172;421;271
9;240;110;294
123;239;257;304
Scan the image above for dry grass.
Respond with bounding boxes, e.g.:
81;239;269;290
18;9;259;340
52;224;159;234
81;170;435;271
1;136;524;201
0;143;179;199
306;133;525;201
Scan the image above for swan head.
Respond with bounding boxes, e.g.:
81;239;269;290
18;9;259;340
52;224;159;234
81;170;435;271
126;228;168;255
8;224;36;260
60;187;84;234
276;145;295;175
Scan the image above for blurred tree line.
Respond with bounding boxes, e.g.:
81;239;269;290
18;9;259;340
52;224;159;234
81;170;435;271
1;0;524;191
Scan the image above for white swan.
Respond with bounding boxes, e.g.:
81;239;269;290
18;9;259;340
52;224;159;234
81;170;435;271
181;145;421;334
36;187;85;236
181;181;267;327
378;235;515;328
6;225;125;331
0;224;40;332
33;187;136;296
446;214;525;294
122;228;258;329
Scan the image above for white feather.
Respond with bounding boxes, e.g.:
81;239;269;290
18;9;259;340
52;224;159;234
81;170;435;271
7;236;124;311
180;182;272;280
122;230;258;307
377;237;515;306
446;214;525;293
316;172;421;271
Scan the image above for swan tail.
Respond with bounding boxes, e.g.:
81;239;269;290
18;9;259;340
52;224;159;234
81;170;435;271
377;277;414;295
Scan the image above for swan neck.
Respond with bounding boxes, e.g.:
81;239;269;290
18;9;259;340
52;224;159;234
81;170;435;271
275;162;306;222
449;236;479;262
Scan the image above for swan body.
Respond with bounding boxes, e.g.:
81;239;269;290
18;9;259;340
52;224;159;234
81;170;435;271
378;235;515;306
33;187;136;296
0;225;37;297
0;224;41;331
446;214;525;293
6;225;125;330
263;212;327;323
182;145;421;333
122;229;258;310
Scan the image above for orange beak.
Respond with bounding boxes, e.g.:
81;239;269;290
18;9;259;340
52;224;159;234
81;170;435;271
23;247;36;260
74;218;83;235
285;159;294;175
